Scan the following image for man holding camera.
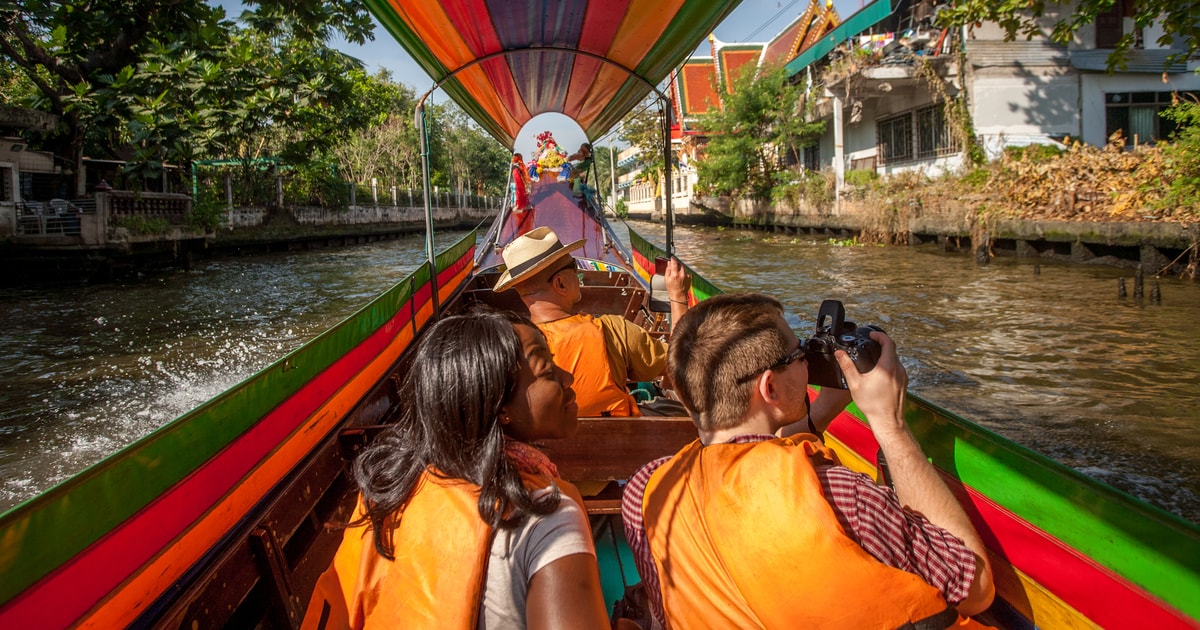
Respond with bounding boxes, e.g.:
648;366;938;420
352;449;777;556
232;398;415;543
620;293;994;628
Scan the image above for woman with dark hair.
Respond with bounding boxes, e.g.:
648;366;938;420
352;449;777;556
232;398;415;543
303;310;610;630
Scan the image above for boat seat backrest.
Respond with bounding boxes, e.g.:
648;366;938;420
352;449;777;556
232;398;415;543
576;285;645;320
459;287;531;315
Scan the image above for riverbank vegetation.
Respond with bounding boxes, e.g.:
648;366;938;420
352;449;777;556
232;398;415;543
677;63;1200;229
0;1;523;209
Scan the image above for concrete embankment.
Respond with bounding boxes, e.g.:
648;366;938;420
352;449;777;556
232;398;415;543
205;205;493;255
2;203;495;284
628;195;1199;278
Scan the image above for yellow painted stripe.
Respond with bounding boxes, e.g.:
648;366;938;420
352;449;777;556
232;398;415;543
830;429;1097;629
825;433;879;480
989;549;1098;629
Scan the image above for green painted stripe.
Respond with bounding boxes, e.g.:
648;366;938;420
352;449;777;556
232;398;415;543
0;264;430;605
896;394;1200;620
437;230;476;271
628;228;721;301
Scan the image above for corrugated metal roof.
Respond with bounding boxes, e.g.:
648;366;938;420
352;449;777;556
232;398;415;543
965;41;1068;68
1069;49;1188;74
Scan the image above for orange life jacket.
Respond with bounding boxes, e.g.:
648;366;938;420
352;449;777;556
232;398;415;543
539;313;640;417
302;470;583;630
643;437;975;629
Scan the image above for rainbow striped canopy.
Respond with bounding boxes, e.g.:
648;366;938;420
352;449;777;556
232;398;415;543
364;0;742;147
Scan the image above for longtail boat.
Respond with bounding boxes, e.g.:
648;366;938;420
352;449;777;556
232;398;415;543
1;1;1197;628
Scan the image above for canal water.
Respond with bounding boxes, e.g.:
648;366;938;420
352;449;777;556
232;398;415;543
1;222;1197;525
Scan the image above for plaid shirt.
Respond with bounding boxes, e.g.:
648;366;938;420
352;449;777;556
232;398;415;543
620;434;977;629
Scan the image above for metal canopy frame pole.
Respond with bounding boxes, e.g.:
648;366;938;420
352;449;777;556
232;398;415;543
410;46;680;267
660;97;674;257
416;102;439;316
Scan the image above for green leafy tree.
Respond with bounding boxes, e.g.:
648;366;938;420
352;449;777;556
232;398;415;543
695;64;824;198
939;0;1199;70
591;143;618;203
1155;99;1200;215
0;0;374;190
620;102;668;198
331;72;420;188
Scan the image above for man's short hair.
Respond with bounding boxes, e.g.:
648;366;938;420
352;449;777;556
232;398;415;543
667;293;790;432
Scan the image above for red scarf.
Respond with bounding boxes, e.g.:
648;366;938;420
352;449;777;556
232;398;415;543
503;437;559;479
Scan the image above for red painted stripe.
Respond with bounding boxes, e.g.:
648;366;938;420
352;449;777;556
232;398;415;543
0;289;429;628
824;410;1193;629
567;0;630;127
580;0;632;54
437;245;474;290
952;479;1194;629
479;57;528;122
438;0;528;124
441;0;500;56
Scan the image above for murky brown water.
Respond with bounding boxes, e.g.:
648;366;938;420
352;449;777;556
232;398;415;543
630;220;1200;523
1;223;1197;523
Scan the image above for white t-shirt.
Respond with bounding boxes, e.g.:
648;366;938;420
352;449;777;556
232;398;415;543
478;486;595;629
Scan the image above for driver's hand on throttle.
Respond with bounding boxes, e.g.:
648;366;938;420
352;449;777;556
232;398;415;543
665;258;691;303
835;331;908;436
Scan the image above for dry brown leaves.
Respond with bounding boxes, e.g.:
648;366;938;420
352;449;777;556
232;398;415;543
982;135;1170;222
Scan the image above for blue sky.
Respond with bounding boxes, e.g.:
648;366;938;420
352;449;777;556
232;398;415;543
219;0;866;153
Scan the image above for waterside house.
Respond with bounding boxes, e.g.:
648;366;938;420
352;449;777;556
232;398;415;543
620;0;1199;217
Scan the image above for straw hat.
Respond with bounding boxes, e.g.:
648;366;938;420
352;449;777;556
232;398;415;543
493;227;585;292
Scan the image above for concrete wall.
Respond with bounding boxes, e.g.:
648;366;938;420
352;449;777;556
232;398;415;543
972;72;1080;153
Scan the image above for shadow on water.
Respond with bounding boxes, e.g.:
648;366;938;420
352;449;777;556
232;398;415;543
622;221;1200;523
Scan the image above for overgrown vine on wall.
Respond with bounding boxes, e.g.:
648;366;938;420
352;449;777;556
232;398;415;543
911;49;984;168
910;40;991;258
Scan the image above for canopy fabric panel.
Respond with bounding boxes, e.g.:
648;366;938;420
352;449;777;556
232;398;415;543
365;0;742;147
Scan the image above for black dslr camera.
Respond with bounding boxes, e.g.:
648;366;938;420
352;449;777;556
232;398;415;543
805;300;885;389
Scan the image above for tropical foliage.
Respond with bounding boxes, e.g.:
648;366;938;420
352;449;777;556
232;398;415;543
619;103;668;196
0;1;507;198
694;64;824;199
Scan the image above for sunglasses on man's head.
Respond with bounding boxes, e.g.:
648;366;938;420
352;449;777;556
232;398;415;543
736;339;809;384
549;260;580;282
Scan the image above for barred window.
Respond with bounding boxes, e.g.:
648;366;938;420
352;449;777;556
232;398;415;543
0;166;12;202
803;144;821;171
916;103;958;159
877;113;913;164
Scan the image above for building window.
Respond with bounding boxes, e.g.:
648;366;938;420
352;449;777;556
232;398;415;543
878;104;959;165
916;103;959;159
1105;92;1197;145
803;144;821;171
877;113;913;164
1095;4;1123;49
0;166;12;202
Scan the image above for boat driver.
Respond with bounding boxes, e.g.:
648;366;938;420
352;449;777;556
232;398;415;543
493;227;690;417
